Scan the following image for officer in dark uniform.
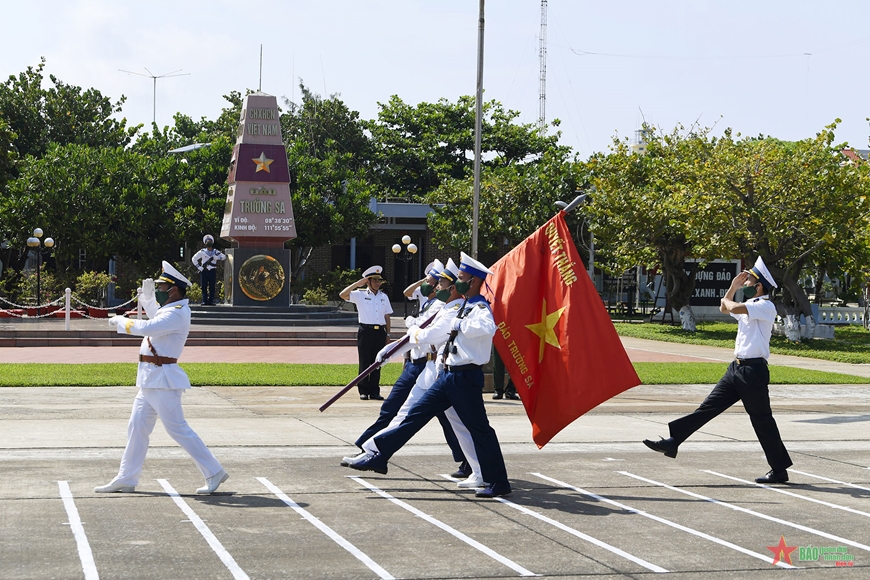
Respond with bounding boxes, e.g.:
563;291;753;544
643;257;793;484
340;266;393;400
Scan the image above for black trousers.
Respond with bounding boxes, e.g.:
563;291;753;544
355;359;465;462
357;326;387;397
668;361;792;471
200;269;217;305
491;347;516;396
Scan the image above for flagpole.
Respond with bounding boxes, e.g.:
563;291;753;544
471;0;485;259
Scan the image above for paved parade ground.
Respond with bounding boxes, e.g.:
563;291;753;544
1;326;869;578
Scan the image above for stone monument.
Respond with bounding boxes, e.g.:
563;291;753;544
220;92;297;306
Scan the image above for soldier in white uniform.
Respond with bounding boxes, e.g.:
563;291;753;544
191;234;226;306
343;259;483;487
340;265;393;400
94;261;228;495
351;253;511;499
643;257;793;484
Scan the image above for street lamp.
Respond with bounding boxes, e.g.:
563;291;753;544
392;235;418;316
26;228;55;316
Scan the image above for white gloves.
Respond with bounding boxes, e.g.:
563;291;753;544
197;267;204;273
375;343;392;364
404;315;416;329
451;318;463;332
141;278;155;302
108;315;125;328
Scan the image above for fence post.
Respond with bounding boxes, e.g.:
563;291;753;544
64;288;71;331
136;288;143;320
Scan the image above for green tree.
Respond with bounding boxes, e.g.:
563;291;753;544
366;95;560;200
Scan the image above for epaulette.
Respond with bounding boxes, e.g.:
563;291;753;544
174;305;183;309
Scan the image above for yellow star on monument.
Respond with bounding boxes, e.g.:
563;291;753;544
252;152;274;173
525;298;566;363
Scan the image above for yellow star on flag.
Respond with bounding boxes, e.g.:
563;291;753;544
525;298;566;363
252;152;274;173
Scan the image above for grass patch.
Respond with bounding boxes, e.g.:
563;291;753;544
0;362;866;387
0;363;404;387
615;321;870;364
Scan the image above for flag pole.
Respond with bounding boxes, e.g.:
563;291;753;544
319;310;439;412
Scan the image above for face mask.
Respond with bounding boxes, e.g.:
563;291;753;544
742;284;757;300
455;279;473;295
435;287;452;301
420;283;434;296
155;290;170;305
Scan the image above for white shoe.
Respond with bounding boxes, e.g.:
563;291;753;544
94;480;135;493
457;474;486;489
342;452;374;467
196;469;229;494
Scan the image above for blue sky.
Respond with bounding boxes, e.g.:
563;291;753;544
3;1;870;158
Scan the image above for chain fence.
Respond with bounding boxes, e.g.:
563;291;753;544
0;290;140;323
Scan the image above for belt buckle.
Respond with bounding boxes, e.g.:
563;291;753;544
373;325;380;330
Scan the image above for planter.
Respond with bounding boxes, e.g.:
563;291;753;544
53;310;84;319
87;307;109;319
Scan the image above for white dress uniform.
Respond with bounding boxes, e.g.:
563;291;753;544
347;266;394;398
100;263;224;490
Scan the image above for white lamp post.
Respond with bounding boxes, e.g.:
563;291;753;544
26;228;55;316
392;235;418;316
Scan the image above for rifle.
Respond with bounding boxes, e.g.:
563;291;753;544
319;309;439;412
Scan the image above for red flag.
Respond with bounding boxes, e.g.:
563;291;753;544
485;212;641;448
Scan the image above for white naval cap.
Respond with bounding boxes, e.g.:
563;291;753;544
425;259;444;278
203;234;214;244
362;265;384;280
157;260;191;289
459;251;494;279
747;256;777;290
439;258;460;282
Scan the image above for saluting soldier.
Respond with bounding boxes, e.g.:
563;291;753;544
191;234;226;306
351;252;511;499
643;257;793;484
95;261;228;495
340;265;393;400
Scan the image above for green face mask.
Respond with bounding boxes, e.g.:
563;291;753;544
420;283;434;296
155;290;170;305
742;284;757;300
455;279;473;295
435;287;452;301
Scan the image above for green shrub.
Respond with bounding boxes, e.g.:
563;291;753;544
301;287;328;305
74;271;113;307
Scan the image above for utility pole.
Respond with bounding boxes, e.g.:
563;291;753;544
472;0;485;259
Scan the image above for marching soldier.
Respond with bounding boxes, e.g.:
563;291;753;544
340;265;393;400
95;261;228;495
643;257;793;484
191;234;226;305
351;252;511;499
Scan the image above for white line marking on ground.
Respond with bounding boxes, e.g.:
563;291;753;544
438;474;666;574
352;476;538;577
531;472;794;569
57;481;99;580
156;479;249;580
704;470;870;519
257;477;394;580
618;471;870;553
790;470;870;493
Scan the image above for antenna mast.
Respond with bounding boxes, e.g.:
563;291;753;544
119;68;190;124
538;0;547;134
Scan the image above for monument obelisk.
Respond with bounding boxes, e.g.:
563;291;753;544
220;92;297;306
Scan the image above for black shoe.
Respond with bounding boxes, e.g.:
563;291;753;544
475;481;511;498
505;392;520;400
755;469;789;484
370;394;384;401
643;437;678;458
359;395;369;400
349;452;388;475
450;460;472;479
492;393;503;400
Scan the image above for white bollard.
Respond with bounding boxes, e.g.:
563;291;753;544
136;288;143;320
64;288;71;331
